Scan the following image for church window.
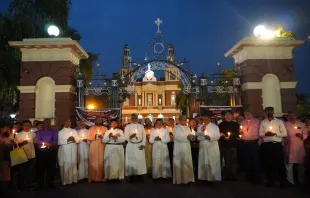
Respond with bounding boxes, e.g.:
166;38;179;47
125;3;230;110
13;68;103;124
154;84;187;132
171;95;176;105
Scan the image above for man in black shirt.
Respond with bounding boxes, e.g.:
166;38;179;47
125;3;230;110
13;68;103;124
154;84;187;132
218;111;240;181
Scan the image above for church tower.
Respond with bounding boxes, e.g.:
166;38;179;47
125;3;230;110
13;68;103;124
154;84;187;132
120;44;132;77
165;44;179;81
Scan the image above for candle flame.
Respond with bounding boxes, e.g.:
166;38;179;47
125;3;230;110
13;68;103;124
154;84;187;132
239;135;242;138
228;132;231;136
240;126;243;129
294;126;297;129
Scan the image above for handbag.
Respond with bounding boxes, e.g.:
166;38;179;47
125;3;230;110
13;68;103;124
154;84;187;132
10;145;28;167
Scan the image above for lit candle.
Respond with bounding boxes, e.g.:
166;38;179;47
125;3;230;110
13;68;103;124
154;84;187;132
169;127;172;132
25;134;29;140
41;142;46;149
70;131;73;136
239;135;242;138
97;129;100;134
148;129;151;134
228;132;231;137
294;126;297;130
269;126;272;131
240;126;243;130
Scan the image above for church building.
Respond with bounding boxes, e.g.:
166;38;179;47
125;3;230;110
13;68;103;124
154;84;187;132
120;44;182;124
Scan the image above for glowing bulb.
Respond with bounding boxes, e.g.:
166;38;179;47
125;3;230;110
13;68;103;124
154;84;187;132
254;25;266;37
47;25;60;36
87;104;95;110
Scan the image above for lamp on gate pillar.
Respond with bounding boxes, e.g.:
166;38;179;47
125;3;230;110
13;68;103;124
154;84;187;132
198;73;208;105
76;63;86;108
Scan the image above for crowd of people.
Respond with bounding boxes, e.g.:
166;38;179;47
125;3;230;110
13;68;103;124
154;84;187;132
0;106;310;195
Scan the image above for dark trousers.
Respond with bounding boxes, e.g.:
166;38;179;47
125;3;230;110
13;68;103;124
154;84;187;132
220;147;238;180
237;141;245;172
168;142;174;171
17;158;36;189
191;144;199;178
36;150;57;188
261;142;286;185
243;140;261;182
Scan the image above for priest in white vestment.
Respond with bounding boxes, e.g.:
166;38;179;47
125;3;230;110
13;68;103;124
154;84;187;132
173;115;195;184
149;119;171;179
103;120;125;180
124;114;147;179
77;121;89;180
58;120;80;185
198;115;221;182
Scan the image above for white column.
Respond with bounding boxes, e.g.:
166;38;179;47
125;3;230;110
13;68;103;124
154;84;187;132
142;92;144;106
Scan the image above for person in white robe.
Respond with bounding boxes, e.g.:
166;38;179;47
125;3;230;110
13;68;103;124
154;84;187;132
77;121;89;180
58;120;80;185
173;115;195;184
198;115;221;182
149;119;171;179
124;114;147;180
103;119;125;181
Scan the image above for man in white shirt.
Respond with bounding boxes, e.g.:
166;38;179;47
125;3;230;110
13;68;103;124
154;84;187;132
14;120;36;190
124;114;147;182
259;107;288;188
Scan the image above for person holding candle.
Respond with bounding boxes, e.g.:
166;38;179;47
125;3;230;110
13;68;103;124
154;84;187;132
259;107;288;188
58;119;80;185
77;121;89;180
87;117;107;183
149;119;171;179
0;124;14;194
35;118;58;190
239;110;261;184
218;111;240;181
198;113;221;183
189;118;199;179
124;114;147;182
103;119;126;181
167;118;175;172
144;118;153;175
173;115;195;184
14;120;36;190
284;112;308;185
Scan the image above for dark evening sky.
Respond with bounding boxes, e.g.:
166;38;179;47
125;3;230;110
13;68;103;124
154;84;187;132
1;0;310;93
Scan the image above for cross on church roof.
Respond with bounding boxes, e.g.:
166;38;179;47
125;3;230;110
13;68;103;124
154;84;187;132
155;18;163;33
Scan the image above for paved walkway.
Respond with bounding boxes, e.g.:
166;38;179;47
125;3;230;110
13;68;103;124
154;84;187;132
3;179;309;198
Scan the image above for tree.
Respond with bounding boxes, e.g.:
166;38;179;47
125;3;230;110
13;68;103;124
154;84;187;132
0;0;95;120
80;53;99;85
208;68;235;106
176;93;192;118
276;26;296;40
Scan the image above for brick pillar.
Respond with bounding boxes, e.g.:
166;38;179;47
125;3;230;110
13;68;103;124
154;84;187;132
225;37;304;117
10;38;88;128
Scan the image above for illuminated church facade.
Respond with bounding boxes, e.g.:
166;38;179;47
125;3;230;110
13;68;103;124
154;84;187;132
120;44;182;123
